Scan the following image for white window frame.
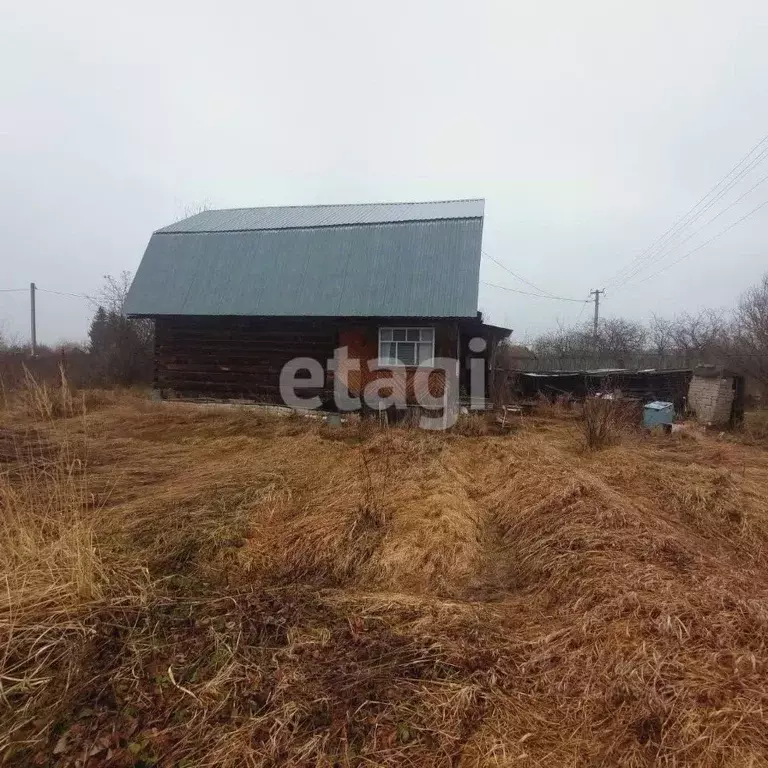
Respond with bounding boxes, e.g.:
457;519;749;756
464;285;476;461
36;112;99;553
378;327;435;367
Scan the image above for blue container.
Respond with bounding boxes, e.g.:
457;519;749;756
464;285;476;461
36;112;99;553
643;401;675;428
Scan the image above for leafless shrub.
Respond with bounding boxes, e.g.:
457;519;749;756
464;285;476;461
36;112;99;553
579;396;630;450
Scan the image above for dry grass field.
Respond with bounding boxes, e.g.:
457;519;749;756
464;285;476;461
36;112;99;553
2;383;768;766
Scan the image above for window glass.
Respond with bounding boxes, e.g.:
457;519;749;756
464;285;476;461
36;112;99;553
417;342;432;364
379;327;435;366
397;343;416;365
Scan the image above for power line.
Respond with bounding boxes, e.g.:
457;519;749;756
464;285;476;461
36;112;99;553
481;249;591;304
606;133;768;287
481;280;589;302
482;250;561;298
2;286;94;299
36;287;94;301
611;154;768;290
604;130;768;288
574;295;590;324
612;170;768;291
630;197;768;286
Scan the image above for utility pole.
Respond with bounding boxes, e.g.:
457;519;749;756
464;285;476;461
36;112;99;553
30;282;37;356
589;289;604;338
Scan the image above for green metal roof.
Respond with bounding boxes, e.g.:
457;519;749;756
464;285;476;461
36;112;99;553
125;200;484;318
157;199;484;233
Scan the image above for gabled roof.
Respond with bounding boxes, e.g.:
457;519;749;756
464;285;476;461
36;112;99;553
125;199;485;318
157;199;484;233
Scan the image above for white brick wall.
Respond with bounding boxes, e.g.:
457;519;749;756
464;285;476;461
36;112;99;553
688;375;734;426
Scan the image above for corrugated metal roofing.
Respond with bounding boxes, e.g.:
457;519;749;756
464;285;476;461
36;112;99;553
157;199;484;233
125;201;484;318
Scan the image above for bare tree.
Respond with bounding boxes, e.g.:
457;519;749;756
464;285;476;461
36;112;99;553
532;318;647;368
648;314;674;357
88;272;153;386
183;201;212;218
533;319;602;360
94;270;133;314
596;318;646;363
523;274;768;387
667;310;726;361
729;273;768;389
532;321;589;360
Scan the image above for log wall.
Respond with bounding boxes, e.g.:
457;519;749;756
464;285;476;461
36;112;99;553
153;316;464;406
154;316;338;402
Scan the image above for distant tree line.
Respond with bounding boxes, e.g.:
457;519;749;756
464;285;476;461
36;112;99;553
0;271;153;388
522;271;768;391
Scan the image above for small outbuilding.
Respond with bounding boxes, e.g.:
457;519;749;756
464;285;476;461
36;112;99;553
687;365;745;427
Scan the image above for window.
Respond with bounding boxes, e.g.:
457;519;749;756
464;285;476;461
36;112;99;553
378;327;434;366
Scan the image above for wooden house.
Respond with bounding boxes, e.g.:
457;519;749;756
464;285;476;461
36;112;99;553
124;199;509;408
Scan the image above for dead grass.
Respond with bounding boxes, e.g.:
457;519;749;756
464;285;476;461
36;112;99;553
729;408;768;446
3;378;768;765
453;411;492;436
578;395;638;450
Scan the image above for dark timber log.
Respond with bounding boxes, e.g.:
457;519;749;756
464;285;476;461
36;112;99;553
153;316;339;402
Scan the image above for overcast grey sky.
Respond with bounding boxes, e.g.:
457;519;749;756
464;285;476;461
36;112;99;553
2;0;767;344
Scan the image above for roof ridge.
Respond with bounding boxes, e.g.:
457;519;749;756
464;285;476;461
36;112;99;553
156;219;476;235
191;198;484;215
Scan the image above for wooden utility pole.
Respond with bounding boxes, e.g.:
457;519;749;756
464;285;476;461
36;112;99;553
589;289;604;338
30;282;37;356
